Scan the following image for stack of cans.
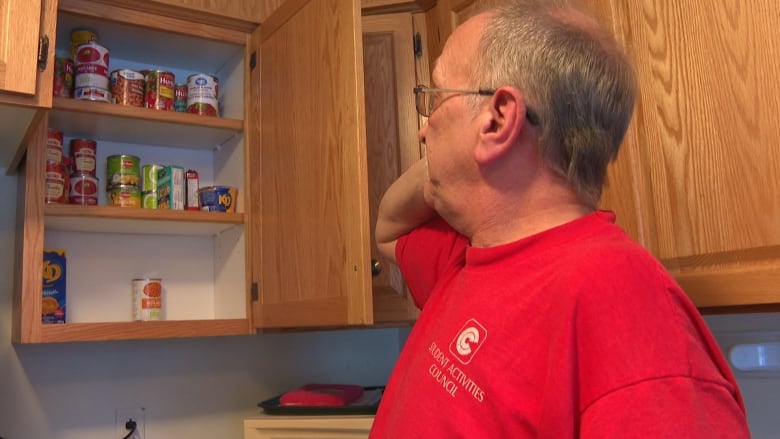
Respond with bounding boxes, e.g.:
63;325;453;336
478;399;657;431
106;155;141;207
142;164;163;208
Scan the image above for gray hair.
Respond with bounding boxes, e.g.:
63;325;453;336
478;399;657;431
472;0;637;208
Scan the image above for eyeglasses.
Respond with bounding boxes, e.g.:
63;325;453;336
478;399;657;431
413;84;540;125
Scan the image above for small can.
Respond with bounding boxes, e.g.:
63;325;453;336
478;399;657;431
74;86;111;103
53;57;74;98
46;128;64;164
45;161;66;204
70;29;98;59
110;69;145;107
185;169;200;210
174;83;188;112
69;171;99;205
142;191;158;209
70;138;97;175
144;70;175;111
74;41;110;91
106;154;140;188
142;163;163;192
186;73;219;116
132;278;162;321
108;185;141;207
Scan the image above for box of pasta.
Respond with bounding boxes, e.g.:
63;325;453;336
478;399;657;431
42;248;66;323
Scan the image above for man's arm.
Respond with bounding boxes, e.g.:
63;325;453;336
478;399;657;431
375;158;437;263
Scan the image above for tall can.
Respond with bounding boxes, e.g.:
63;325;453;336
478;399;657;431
186;73;219;116
46;128;64;164
74;41;110;92
144;70;175;111
132;278;162;321
53;57;74;98
174;83;188;112
70;138;97;175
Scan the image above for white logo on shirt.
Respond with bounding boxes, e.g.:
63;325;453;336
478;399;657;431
449;318;487;364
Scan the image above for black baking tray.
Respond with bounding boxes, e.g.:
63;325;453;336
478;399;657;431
258;386;384;415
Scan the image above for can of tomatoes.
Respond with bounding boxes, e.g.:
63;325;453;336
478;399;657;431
74;41;110;91
46;128;64;164
69;172;99;205
70;138;97;175
144;70;175;111
174;83;188;112
132;278;162;321
53;57;74;98
186;73;219;116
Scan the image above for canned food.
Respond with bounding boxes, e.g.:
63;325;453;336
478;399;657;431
74;41;110;91
70;29;98;59
142;191;158;209
45;161;66;204
174;83;188;112
144;70;175;111
198;186;237;212
142;163;163;192
186;73;219;116
110;69;145;107
106;154;140;188
70;138;97;175
74;86;111;103
69;172;99;205
108;184;141;207
46;128;63;164
53;57;74;98
132;278;162;321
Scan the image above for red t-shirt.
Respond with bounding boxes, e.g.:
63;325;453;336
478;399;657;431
369;211;749;438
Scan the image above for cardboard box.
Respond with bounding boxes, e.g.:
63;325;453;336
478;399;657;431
42;248;66;323
157;165;184;210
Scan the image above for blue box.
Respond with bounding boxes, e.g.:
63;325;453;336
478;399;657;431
42;248;66;323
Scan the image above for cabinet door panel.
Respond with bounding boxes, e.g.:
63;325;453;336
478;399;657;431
0;0;42;96
595;0;780;307
362;13;422;323
253;0;373;328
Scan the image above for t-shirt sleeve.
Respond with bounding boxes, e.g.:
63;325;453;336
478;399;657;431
395;217;468;309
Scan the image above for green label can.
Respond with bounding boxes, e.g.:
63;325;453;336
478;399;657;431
142;164;163;192
106;154;140;188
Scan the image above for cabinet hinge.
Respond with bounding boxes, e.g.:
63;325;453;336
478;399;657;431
413;33;423;59
38;35;50;71
251;282;259;301
250;52;257;71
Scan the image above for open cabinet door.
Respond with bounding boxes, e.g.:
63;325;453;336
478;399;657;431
250;0;372;328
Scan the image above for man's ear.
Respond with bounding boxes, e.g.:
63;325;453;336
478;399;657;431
474;86;527;165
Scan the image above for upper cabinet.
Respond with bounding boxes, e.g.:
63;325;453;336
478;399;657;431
590;0;780;310
14;0;429;342
425;0;780;310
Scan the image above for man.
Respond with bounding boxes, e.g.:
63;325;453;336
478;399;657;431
368;0;750;437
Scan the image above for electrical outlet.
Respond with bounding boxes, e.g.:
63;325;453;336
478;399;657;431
115;407;145;439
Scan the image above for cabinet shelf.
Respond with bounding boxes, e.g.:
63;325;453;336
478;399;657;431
38;319;251;342
49;97;243;149
45;204;244;235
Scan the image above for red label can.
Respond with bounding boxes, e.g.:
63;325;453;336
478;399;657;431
53;57;74;98
69;172;99;205
70;138;97;175
45;161;66;204
46;128;64;164
144;70;175;111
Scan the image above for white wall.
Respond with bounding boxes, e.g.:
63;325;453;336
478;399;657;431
0;169;402;438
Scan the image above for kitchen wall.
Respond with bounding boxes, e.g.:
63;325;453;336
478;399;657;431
0;169;403;438
2;168;778;438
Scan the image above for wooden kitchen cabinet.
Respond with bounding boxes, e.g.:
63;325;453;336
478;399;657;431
424;0;780;310
14;0;431;342
588;0;780;309
13;0;253;343
244;415;374;439
250;1;428;329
